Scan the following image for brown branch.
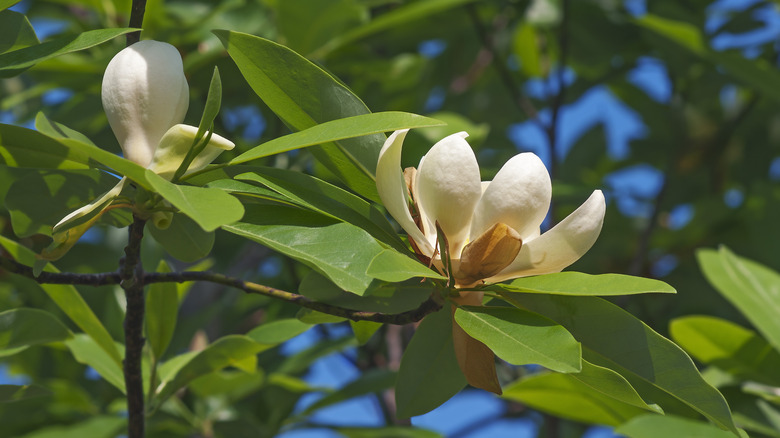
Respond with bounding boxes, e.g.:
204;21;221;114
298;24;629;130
0;256;443;325
120;215;146;438
126;0;147;46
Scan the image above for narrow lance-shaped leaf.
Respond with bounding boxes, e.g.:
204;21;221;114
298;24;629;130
0;236;122;367
214;30;385;201
146;260;179;360
0;308;72;352
697;247;780;353
500;293;739;434
487;272;676;296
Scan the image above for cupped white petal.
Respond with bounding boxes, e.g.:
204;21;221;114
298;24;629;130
376;129;433;255
415;132;481;255
470;152;551;241
148;124;235;180
485;190;606;283
53;177;127;231
102;40;189;167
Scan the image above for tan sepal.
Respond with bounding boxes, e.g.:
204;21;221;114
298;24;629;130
451;292;502;395
457;222;522;286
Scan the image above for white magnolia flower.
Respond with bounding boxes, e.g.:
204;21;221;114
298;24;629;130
51;41;235;239
376;129;606;286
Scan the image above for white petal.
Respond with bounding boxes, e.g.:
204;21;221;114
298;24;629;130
485;190;606;282
470;152;551;241
53;178;127;231
148;124;234;180
376;129;433;255
102;40;189;167
415;131;481;255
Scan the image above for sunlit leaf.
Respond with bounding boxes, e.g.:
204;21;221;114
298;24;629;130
489;272;676;296
616;414;748;438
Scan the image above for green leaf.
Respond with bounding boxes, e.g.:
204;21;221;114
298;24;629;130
5;169;123;238
634;14;706;54
0;124;91;170
147;213;215;262
234;168;405;252
0;10;38;55
698;247;780;353
155;335;266;404
145;261;179;360
145;170;245;232
670;316;780;386
351;320;382;345
0;384;52;403
502;372;651;427
224;204;384;295
0;1;23;12
214;30;384;201
229;112;444;164
513;24;542;77
299;271;433;314
34;112;96;146
299;369;396;416
246;318;312;345
296;308;346;324
453;306;581;373
572;360;662;413
500;294;739;434
311;0;481;58
13;416;126;438
189;369;265;399
65;334;125;393
616;414;748;438
0;308;72;353
396;304;467;418
488;272;676;296
366;249;447;282
0;28;136;77
0;235;123;367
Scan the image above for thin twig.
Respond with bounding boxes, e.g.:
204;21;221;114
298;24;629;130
0;256;443;325
126;0;147;46
120;215;147;438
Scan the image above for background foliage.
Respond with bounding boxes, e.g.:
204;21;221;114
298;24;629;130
2;0;780;437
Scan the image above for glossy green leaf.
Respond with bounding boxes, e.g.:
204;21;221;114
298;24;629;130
65;334;125;393
296;308;346;324
299;271;432;314
454;306;581;373
500;294;738;434
698;247;780;352
0;236;122;367
0;28;135;77
14;416;126;438
489;272;676;296
0;1;23;12
0;124;91;170
145;260;179;360
502;372;651;426
224;204;384;295
214;30;384;201
229;112;444;164
147;213;215;262
189;369;265;399
0;308;71;352
572;360;662;413
366;249;447;282
671;316;780;386
146;170;245;232
5;169;123;238
299;369;396;416
634;14;706;54
34;112;96;146
351;320;382;345
234;168;405;252
616;414;748;438
396;304;467;418
0;9;38;55
246;318;312;345
311;0;481;57
155;335;266;404
0;384;52;403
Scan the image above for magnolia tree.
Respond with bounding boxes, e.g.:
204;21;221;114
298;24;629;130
2;1;780;438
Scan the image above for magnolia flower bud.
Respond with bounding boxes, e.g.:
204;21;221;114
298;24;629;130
102;40;189;167
148;124;235;180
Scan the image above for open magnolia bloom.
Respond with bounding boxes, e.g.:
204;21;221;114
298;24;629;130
44;40;234;260
376;129;606;287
